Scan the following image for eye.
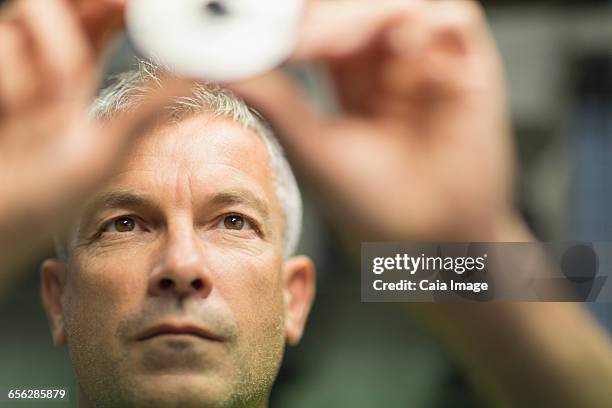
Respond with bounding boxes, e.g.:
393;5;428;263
102;216;144;234
219;214;254;231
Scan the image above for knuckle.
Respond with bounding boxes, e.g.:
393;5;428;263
51;51;95;89
453;0;485;27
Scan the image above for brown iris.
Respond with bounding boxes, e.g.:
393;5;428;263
114;217;135;232
224;215;244;230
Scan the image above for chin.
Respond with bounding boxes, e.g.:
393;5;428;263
126;373;234;408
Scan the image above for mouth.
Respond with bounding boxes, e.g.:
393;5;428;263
136;323;223;342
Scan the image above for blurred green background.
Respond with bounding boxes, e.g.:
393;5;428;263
1;0;612;407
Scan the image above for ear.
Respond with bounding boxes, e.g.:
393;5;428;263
282;255;316;346
40;259;67;347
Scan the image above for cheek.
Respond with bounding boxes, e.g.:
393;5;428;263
64;251;148;343
205;249;286;380
205;247;285;334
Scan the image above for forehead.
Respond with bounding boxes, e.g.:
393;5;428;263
133;115;269;176
104;114;279;212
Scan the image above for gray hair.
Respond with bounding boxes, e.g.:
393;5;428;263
80;61;302;257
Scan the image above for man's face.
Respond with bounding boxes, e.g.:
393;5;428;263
41;115;314;408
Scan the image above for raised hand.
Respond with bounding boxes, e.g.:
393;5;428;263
0;0;180;273
232;0;526;242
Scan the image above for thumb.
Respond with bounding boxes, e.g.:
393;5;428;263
74;76;195;185
75;0;126;55
229;69;336;178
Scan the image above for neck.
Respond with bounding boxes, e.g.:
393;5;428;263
77;386;271;408
77;387;93;408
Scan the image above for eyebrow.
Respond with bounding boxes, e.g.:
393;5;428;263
79;190;158;227
209;189;271;225
79;189;272;230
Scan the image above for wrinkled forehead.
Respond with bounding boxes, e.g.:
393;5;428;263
98;114;283;221
134;115;270;176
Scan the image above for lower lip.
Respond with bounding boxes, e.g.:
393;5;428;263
142;333;217;342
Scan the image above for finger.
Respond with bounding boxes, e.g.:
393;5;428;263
18;0;95;95
77;77;199;182
293;0;423;61
0;24;38;112
3;0;125;57
425;0;498;55
409;1;504;97
294;0;495;62
330;0;501;115
98;76;196;148
228;70;333;169
74;0;126;55
37;76;197;207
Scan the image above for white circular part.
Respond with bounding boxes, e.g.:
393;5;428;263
126;0;304;82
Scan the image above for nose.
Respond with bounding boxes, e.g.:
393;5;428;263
148;228;213;299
